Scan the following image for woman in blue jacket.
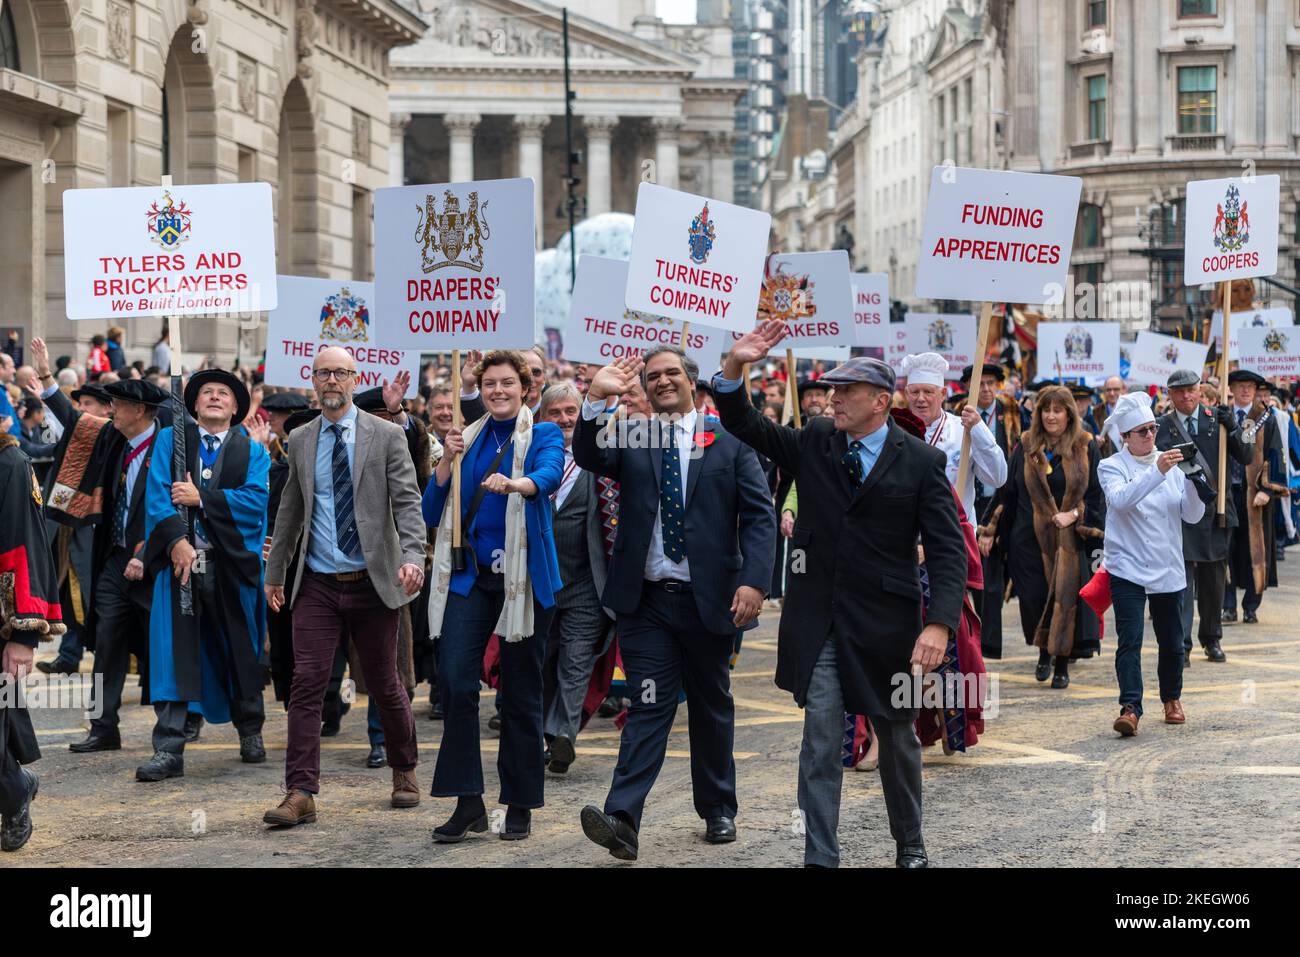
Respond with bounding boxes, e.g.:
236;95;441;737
423;350;563;843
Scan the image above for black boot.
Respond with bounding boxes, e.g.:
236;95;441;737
432;796;488;843
1034;649;1052;682
183;713;204;743
501;806;531;841
1050;657;1070;689
1203;639;1226;662
0;768;38;852
135;750;184;782
240;734;267;764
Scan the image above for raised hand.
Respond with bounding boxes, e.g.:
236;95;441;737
383;370;411;411
587;355;644;401
723;321;787;379
29;337;50;377
460;350;484;393
245;416;271;448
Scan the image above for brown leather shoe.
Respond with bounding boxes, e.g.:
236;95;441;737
1113;706;1139;737
391;769;420;808
1163;700;1185;724
264;789;316;828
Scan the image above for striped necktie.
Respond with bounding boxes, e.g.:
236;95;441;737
330;423;360;556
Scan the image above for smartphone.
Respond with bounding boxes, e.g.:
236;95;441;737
1162;441;1196;460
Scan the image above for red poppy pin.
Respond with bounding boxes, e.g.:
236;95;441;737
694;431;716;449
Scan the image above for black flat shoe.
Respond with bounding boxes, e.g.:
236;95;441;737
896;842;928;868
366;744;387;768
69;731;121;753
705;816;737;844
1034;658;1052;682
135;750;184;782
1221;610;1237;623
433;798;488;844
500;807;531;841
1243;611;1259;624
580;805;638;861
1051;673;1069;689
1183;650;1192;668
36;659;78;675
0;768;38;852
1203;640;1226;662
548;735;575;774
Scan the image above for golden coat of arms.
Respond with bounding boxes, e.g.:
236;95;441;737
1263;329;1288;353
757;264;816;323
414;189;490;273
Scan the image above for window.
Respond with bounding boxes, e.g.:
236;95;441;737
1087;0;1107;29
1178;0;1215;17
1;2;19;72
1087;75;1107;140
1177;66;1216;134
1077;204;1104;248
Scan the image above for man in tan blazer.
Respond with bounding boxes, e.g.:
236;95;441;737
261;346;427;827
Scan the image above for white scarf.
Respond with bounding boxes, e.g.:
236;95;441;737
427;405;535;642
1129;448;1160;468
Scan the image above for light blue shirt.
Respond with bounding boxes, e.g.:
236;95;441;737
711;372;888;480
306;405;366;573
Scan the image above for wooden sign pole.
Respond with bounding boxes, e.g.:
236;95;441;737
451;349;463;548
786;348;802;427
1216;281;1231;526
956;300;995;495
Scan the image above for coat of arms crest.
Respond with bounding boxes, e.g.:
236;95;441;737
688;203;716;264
927;318;953;352
1161;342;1179;364
1064;325;1094;360
146;190;192;248
320;287;370;343
1263;329;1288;353
623;308;670;325
758;263;816;323
1212;184;1250;253
415;189;490;273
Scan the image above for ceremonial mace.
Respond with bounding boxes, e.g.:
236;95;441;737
161;174;194;616
1216;281;1232;527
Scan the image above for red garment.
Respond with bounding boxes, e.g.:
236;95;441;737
88;346;110;375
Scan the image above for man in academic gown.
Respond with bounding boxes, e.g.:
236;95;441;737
136;369;271;782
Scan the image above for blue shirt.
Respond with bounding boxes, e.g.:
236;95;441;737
306;405;366;573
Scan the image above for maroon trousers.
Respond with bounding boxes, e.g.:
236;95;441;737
285;572;418;794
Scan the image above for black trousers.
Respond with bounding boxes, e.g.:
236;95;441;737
1224;484;1263;616
89;548;150;734
0;693;37;817
1182;559;1226;651
604;583;737;830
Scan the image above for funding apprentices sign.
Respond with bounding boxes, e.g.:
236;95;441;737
624;183;770;334
373;177;535;350
62;183;277;319
1184;175;1280;286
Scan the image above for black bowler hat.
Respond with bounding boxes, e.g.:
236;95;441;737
70;383;113;406
283;408;321;436
1069;384;1096;400
797;375;830;394
261;391;311;413
959;363;1006;384
184;369;250;424
353;386;393;413
103;379;169;408
1227;369;1267;388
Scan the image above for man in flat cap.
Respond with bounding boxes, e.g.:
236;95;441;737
1221;369;1288;625
136;368;271;782
714;322;967;868
1156;370;1250;663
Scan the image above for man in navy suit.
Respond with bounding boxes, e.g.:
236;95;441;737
573;347;776;861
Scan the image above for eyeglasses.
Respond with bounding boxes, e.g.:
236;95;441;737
312;369;355;382
1128;424;1157;437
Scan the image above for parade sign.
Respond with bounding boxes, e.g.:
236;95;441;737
902;313;976;379
63;183;276;320
1127;331;1211;387
1184;175;1280;285
1212;306;1294;359
852;272;890;355
264;276;418;396
755;251;854;350
624;183;770;334
1036;321;1121;379
373;177;535;350
1237;325;1300;378
915;166;1082;304
563;256;728;371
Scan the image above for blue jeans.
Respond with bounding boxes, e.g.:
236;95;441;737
1111;574;1185;718
55;623;85;667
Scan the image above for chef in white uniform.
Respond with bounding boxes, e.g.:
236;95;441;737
901;351;1007;519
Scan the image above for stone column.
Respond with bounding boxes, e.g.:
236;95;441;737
1133;0;1160;156
708;131;734;203
514;114;550;248
583;115;618;217
389;113;411;186
1109;0;1133;156
445;113;480;183
652;116;682;190
1265;0;1289;154
1232;1;1257;154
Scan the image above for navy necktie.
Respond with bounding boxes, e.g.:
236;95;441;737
1232;410;1246;485
843;439;866;488
659;424;685;563
330;423;360;556
1186;413;1197;437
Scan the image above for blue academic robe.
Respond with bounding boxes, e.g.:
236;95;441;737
143;425;269;723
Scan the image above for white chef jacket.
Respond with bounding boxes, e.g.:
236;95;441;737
922;410;1007;520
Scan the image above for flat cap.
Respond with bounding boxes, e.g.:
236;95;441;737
1166;369;1201;389
819;356;896;392
1227;369;1267;387
104;379;169;408
261;391;311;412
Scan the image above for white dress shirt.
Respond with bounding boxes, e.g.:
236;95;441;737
922;410;1007;520
1099;447;1206;593
553;446;581;510
582;397;695;582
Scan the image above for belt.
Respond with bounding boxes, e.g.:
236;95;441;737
645;578;691;593
311;569;369;583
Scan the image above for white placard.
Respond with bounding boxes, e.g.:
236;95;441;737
62;183;277;320
264;276;418;396
1184;175;1280;285
1036;321;1122;379
562;256;727;371
755;251;854;350
1212;306;1294;360
902;313;977;379
852;272;890;355
373;177;535;350
915;166;1082;304
624;183;770;333
1127;331;1211;387
1237;326;1300;378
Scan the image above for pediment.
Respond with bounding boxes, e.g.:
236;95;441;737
925;8;982;68
391;0;697;72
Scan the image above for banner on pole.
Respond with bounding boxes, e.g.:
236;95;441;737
1212;306;1294;359
624;183;770;334
373;177;536;350
1035;321;1122;380
915;166;1082;304
1184;175;1280;285
63;183;277;320
264;276;418;396
852;272;890;358
1237;325;1300;377
1127;331;1210;387
902;313;976;378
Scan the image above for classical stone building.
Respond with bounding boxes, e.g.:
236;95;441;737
0;0;424;365
388;0;744;248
